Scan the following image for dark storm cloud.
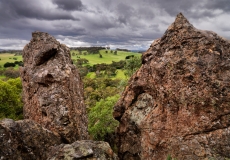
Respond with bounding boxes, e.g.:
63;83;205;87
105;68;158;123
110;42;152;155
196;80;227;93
154;0;196;15
206;0;230;11
0;0;78;21
52;0;84;11
149;0;222;19
0;0;230;50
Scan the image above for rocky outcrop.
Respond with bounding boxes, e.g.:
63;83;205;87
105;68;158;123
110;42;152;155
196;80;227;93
0;119;118;160
0;32;117;160
48;140;118;160
20;32;88;142
114;13;230;159
0;119;62;160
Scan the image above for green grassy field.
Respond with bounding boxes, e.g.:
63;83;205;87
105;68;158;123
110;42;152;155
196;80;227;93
0;50;141;67
71;49;141;66
86;69;127;79
71;50;140;79
0;53;22;68
0;50;141;80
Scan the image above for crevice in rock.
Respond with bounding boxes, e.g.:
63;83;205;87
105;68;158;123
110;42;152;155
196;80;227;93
184;125;230;138
35;48;57;66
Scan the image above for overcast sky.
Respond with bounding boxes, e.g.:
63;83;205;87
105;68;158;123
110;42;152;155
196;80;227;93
0;0;230;50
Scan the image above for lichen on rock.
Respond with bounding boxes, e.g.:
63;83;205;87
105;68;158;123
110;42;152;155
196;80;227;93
48;140;119;160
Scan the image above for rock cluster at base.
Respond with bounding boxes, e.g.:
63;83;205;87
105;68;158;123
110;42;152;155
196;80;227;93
114;13;230;159
20;31;88;142
48;140;118;160
0;119;62;160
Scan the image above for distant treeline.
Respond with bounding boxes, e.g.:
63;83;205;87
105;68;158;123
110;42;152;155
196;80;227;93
116;48;130;52
70;47;132;53
70;47;107;54
0;50;22;54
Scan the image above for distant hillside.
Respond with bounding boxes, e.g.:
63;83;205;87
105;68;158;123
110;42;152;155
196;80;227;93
130;50;146;53
70;49;141;66
0;49;22;53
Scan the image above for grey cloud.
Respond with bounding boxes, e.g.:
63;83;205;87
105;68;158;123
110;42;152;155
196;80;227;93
0;0;78;21
52;0;84;11
206;0;230;11
151;0;220;19
0;0;230;50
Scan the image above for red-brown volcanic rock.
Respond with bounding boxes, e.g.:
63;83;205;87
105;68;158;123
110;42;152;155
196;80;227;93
114;13;230;160
20;32;88;143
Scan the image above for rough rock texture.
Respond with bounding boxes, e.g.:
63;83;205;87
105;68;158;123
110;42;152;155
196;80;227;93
114;13;230;160
0;118;62;160
20;32;88;142
48;140;119;160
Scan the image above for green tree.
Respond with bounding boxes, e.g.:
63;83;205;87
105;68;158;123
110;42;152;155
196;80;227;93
0;78;23;120
124;56;142;77
4;62;16;68
104;67;117;77
88;94;119;140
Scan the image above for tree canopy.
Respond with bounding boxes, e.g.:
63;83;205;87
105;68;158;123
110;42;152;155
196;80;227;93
88;94;119;140
0;78;23;120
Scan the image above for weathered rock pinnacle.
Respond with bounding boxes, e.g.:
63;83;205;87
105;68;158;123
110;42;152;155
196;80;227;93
114;13;230;159
20;31;89;143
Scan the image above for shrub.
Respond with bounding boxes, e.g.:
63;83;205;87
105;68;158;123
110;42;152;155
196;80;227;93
124;56;142;77
0;78;23;120
4;67;20;78
4;62;16;68
88;95;119;140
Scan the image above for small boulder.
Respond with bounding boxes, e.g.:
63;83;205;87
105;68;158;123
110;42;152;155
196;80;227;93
48;140;119;160
0;119;62;160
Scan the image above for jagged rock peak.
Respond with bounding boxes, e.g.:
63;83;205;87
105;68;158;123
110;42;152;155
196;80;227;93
32;31;54;41
175;13;191;25
114;13;230;160
165;13;193;31
20;31;89;143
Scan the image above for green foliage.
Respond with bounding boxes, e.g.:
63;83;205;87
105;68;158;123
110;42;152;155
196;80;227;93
4;62;16;68
70;49;141;66
84;76;128;141
88;94;119;140
83;77;125;109
124;56;142;77
166;155;177;160
104;66;117;77
0;78;23;120
75;58;89;66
